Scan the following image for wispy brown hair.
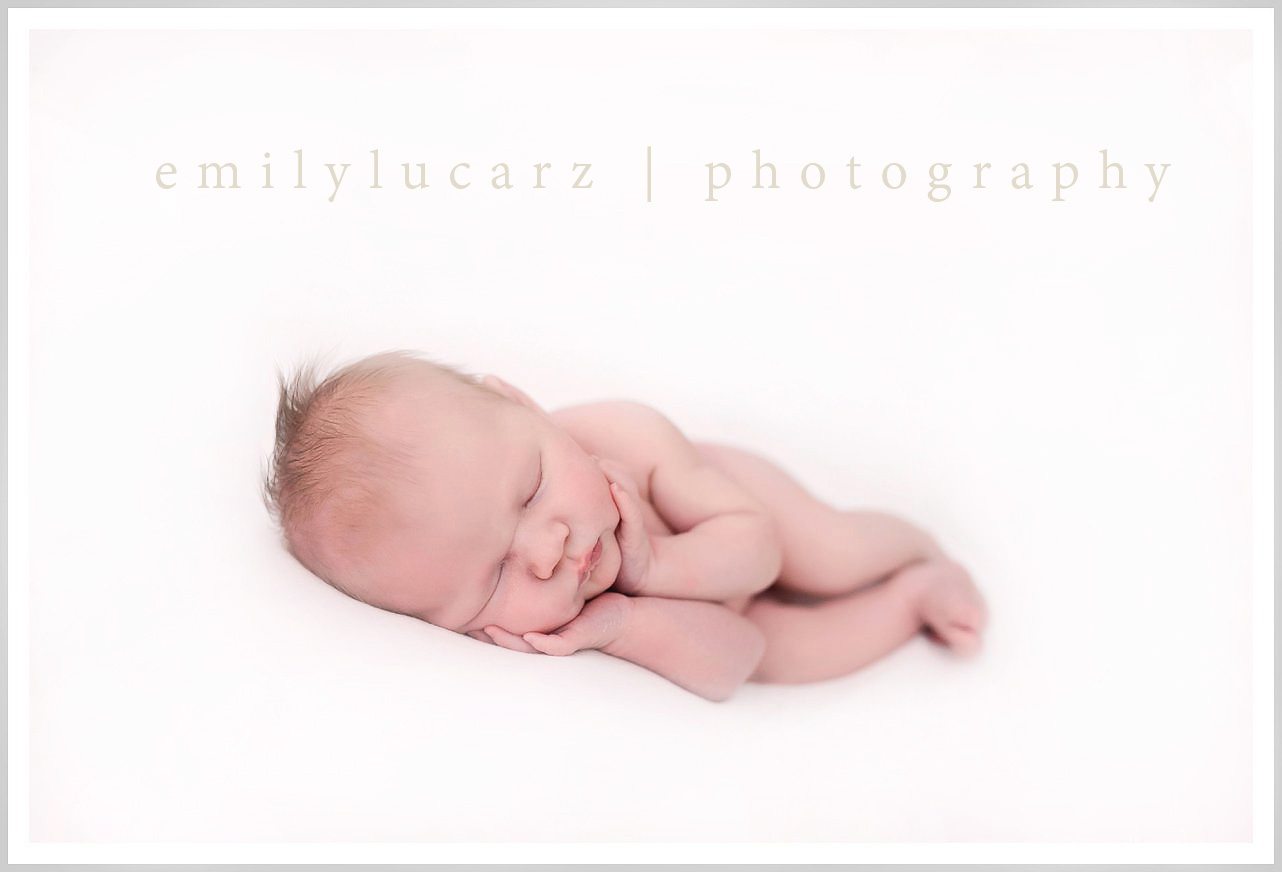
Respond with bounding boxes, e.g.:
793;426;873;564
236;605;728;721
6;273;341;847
261;350;489;597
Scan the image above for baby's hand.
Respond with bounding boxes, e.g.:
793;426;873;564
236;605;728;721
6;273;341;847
595;457;654;595
522;592;633;656
478;625;542;654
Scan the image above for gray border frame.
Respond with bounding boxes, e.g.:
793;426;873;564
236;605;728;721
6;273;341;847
4;0;1275;868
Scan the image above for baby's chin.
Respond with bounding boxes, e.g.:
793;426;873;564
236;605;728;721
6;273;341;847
534;577;610;633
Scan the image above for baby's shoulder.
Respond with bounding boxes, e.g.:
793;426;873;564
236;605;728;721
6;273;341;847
549;400;691;467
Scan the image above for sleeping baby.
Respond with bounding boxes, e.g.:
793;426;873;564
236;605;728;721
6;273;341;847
262;351;987;701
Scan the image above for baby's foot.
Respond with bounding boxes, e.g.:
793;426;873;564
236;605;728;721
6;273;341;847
912;560;988;657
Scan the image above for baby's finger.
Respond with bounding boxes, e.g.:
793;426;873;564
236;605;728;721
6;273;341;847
484;625;541;654
611;483;645;537
597;457;639;493
523;632;577;656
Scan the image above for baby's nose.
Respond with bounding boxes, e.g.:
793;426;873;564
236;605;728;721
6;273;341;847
529;523;570;580
530;549;562;581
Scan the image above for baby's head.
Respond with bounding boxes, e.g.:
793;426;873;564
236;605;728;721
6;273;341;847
263;351;621;638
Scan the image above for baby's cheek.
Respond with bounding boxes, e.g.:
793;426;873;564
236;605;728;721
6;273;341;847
507;601;574;636
610;536;624;576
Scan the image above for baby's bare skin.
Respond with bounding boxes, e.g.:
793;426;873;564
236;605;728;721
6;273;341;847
546;403;987;689
330;365;986;702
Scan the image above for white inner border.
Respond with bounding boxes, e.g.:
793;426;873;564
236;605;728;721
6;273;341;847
7;6;1274;865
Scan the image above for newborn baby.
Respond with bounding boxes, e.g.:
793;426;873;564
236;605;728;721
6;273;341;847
263;351;987;701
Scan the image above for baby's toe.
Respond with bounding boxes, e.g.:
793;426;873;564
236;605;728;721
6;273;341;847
940;622;983;657
919;565;987;656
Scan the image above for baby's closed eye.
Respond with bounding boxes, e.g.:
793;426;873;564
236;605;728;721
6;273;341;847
526;456;544;505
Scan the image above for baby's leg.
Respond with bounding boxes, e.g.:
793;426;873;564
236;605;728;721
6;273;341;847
697;443;986;682
745;560;985;684
695;443;942;598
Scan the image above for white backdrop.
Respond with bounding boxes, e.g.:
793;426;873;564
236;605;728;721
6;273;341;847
18;15;1262;851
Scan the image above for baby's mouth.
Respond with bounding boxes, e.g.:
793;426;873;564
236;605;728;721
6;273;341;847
577;536;604;585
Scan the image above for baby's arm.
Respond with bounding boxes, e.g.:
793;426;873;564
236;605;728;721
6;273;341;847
522;593;766;702
593;407;783;602
644;462;783;601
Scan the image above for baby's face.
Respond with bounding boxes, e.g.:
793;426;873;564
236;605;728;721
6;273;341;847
357;378;621;637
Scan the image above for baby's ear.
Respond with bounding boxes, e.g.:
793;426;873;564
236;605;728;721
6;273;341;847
480;374;543;413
